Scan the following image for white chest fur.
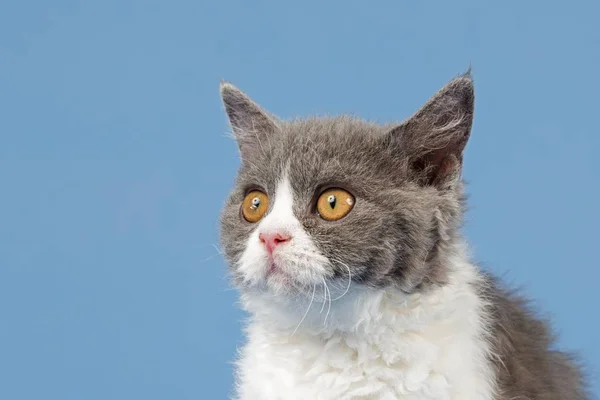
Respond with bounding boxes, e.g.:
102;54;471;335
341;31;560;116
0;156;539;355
234;262;497;400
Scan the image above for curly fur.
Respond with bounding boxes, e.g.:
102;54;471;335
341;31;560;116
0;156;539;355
218;74;588;399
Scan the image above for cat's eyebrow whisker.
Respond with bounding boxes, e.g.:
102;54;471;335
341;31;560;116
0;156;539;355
303;135;345;171
292;284;316;336
249;119;268;159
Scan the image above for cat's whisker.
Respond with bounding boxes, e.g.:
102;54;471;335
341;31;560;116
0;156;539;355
199;243;225;263
200;253;221;263
329;260;352;302
323;280;332;326
209;243;223;254
320;278;327;313
292;284;316;336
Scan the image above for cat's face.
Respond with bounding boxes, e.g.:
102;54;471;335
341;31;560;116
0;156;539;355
219;76;474;301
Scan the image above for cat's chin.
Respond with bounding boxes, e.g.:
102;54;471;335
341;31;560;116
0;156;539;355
250;273;319;298
238;280;388;335
262;271;299;294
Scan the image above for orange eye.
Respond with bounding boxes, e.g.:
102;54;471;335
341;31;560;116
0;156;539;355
242;191;269;223
317;188;355;221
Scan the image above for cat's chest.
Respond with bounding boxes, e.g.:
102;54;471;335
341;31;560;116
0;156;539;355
238;317;494;400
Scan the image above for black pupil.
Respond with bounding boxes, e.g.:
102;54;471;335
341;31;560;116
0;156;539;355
328;195;336;209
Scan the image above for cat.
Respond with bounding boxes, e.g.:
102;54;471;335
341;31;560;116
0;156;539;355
218;73;588;400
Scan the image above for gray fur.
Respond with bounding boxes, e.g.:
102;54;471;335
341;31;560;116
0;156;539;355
479;273;588;399
218;74;588;398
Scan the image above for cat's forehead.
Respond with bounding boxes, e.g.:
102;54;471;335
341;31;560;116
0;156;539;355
283;116;386;149
237;116;401;192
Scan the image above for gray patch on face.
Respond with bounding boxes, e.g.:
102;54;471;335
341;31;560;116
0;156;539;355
219;74;474;294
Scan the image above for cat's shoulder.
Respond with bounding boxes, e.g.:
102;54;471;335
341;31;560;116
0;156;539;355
475;270;589;399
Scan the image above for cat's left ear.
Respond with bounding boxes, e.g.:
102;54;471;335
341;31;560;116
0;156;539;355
386;74;474;189
220;81;280;161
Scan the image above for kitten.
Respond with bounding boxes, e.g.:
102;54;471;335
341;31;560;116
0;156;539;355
218;74;588;400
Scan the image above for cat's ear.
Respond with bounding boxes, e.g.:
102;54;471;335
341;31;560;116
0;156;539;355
220;81;280;161
386;74;474;188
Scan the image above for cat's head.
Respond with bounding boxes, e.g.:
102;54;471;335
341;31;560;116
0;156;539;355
219;75;474;306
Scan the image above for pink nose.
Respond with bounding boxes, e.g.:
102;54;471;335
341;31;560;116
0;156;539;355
259;232;292;254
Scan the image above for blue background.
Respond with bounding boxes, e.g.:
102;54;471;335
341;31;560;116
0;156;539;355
1;0;598;398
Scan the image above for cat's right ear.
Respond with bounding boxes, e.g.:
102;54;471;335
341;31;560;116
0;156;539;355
220;81;279;161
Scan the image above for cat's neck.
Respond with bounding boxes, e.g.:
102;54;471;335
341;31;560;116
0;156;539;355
240;242;483;339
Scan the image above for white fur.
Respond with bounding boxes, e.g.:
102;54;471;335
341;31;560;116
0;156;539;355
233;174;497;400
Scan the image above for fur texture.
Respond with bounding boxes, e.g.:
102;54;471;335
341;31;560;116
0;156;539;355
218;75;588;399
